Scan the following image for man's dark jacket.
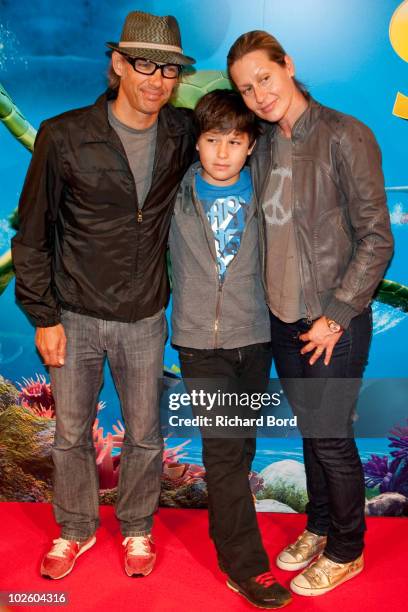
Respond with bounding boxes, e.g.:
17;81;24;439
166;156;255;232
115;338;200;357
12;91;196;327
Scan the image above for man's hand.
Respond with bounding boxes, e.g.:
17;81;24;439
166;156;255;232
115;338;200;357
299;316;343;366
35;324;67;367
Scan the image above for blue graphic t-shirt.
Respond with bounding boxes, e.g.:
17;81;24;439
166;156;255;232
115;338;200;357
195;167;253;282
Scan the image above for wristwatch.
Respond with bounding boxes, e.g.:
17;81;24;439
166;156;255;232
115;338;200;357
326;318;343;333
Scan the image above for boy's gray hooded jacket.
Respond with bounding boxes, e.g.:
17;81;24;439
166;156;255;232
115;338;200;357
169;163;271;349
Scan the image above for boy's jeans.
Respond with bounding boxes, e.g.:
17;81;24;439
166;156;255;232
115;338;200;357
177;342;273;582
49;308;166;542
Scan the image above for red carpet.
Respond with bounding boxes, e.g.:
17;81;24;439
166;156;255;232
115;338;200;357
0;503;406;611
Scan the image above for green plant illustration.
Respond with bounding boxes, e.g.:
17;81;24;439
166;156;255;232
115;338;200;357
256;480;308;513
0;82;36;151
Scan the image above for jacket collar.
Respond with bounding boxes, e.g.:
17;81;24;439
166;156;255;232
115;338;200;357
290;97;321;142
250;98;322;201
82;89;189;144
253;97;322;149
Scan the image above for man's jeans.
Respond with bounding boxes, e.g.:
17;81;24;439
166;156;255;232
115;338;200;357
178;342;273;582
49;308;166;542
270;308;372;563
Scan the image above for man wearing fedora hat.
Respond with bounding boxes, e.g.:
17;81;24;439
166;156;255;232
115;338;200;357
12;11;196;580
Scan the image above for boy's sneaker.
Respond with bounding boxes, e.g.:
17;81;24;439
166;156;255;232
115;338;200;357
40;536;96;579
123;535;156;577
227;571;292;609
217;552;228;573
276;529;327;571
290;553;364;596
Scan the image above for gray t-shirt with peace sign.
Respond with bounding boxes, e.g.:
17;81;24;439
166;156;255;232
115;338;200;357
262;131;306;323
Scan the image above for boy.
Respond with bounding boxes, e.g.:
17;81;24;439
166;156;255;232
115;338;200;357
168;90;292;609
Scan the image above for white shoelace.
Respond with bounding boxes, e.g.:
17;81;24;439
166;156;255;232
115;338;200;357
123;536;151;556
49;538;74;558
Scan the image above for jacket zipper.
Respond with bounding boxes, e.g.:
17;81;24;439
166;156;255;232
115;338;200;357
191;177;258;348
109;117;161;225
191;181;225;349
137;120;160;221
213;202;258;346
107;133;143;304
252;151;273;296
290;141;313;324
214;274;223;349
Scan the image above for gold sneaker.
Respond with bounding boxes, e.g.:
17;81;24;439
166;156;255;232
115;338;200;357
276;530;327;571
290;553;364;596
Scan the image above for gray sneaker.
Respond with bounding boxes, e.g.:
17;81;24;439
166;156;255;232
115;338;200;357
276;530;327;571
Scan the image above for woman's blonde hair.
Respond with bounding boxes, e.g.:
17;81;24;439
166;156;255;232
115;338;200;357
227;30;309;99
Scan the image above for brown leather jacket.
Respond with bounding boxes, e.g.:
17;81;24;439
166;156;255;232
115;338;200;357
251;99;394;328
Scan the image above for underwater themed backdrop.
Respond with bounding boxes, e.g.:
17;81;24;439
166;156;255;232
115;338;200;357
1;0;408;515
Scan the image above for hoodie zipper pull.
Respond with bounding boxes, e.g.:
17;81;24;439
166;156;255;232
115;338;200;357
214;278;223;347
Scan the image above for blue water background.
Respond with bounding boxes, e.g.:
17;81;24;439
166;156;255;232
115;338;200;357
171;437;393;473
1;1;407;470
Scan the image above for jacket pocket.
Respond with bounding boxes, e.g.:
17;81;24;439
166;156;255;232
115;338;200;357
177;347;209;364
70;169;133;210
172;276;217;331
313;208;353;292
222;274;268;330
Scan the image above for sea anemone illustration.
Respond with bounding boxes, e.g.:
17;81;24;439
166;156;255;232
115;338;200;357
364;454;398;491
163;436;191;464
389;421;408;461
93;413;123;490
16;373;196;490
18;374;55;418
93;419;194;490
364;420;408;497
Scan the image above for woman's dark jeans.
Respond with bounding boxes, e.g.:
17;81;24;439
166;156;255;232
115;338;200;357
178;342;273;582
270;308;372;563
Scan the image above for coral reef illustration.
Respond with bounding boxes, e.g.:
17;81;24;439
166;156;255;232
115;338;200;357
364;422;408;516
0;374;270;509
1;373;407;515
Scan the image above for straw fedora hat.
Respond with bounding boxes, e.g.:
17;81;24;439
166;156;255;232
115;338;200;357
106;11;195;66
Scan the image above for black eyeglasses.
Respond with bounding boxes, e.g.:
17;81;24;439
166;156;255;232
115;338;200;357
121;55;181;79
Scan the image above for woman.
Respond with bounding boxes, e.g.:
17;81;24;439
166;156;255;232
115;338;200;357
227;31;393;597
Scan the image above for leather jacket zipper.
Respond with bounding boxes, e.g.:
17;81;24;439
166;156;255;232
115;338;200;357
252;153;273;296
290;147;313;324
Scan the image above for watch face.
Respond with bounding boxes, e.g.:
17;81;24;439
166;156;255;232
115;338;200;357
328;320;341;333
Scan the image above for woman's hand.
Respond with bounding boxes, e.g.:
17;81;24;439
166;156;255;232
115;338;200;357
299;316;343;366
